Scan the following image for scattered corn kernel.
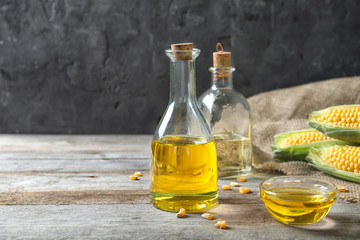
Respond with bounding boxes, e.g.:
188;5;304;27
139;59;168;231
129;175;138;180
230;182;239;187
222;185;230;190
215;220;226;229
239;187;251;194
201;213;214;220
338;185;347;192
134;172;142;177
236;177;247;182
176;208;186;218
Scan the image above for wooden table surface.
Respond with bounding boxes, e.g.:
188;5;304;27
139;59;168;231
0;135;359;239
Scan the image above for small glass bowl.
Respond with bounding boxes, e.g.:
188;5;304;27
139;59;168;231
259;176;337;226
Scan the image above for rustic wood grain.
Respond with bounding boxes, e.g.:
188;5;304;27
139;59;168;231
0;190;149;205
0;203;358;240
0;135;358;239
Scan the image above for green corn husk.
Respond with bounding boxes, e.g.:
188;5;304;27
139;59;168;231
306;146;360;183
308;105;360;144
271;129;350;161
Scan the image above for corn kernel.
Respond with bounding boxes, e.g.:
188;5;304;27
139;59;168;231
215;220;226;229
338;185;347;192
222;185;230;190
129;175;138;180
201;213;214;220
230;182;239;187
176;208;186;218
284;130;333;147
134;172;142;177
322;146;360;173
318;106;360;127
239;187;251;194
236;177;247;182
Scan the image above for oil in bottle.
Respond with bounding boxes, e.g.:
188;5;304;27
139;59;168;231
150;136;218;212
198;43;253;178
214;133;252;178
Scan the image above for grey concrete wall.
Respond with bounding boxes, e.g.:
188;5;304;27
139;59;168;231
0;0;359;134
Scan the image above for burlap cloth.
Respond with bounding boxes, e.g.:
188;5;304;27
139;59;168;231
248;76;360;203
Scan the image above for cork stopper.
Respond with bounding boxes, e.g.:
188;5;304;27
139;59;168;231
213;43;231;67
171;43;193;60
213;43;231;80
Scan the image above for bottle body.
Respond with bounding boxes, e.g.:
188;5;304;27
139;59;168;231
198;67;252;179
150;135;218;212
150;48;218;212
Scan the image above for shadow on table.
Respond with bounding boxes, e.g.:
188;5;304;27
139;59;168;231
296;213;360;235
212;203;360;238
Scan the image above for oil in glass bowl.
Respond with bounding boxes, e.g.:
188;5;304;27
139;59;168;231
259;176;337;226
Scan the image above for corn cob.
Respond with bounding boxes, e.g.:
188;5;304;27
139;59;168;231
306;145;360;183
271;129;350;161
308;105;360;143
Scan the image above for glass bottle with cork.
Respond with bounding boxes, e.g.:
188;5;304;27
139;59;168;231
198;43;253;179
150;43;218;212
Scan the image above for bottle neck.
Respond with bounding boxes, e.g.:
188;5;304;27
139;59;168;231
210;67;235;89
170;60;197;102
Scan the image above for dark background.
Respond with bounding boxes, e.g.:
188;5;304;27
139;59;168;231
0;0;359;134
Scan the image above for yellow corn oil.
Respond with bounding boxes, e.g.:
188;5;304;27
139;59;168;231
214;133;252;178
260;186;337;225
150;135;218;212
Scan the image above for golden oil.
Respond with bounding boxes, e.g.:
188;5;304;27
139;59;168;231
214;133;252;178
260;186;337;225
150;135;218;212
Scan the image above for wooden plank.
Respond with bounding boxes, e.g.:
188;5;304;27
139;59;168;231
0;203;358;239
0;134;152;155
0;172;150;193
0;151;151;160
0;134;152;149
0;190;149;205
0;158;150;172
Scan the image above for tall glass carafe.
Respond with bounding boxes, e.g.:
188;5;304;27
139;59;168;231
150;43;218;212
198;43;252;179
